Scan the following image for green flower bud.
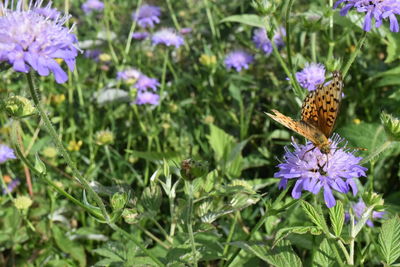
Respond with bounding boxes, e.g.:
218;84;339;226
251;0;277;15
5;96;35;118
14;196;33;210
362;192;384;210
140;185;162;215
95;130;114;146
111;192;128;211
381;111;400;141
180;159;208;181
122;208;140;224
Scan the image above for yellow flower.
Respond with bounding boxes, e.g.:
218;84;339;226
14;196;33;210
95;130;114;146
199;54;217;67
67;140;83;151
42;146;58;158
51;94;66;105
99;53;112;62
353;118;361;125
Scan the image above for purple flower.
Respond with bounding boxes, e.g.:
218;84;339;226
334;0;400;32
180;27;192;35
275;134;367;208
117;68;141;81
82;0;104;14
2;179;20;194
0;144;16;164
132;4;161;29
0;1;79;84
84;49;101;61
34;3;61;20
152;29;184;48
135;91;160;105
273;26;286;48
132;32;149;40
345;199;385;227
253;28;273;55
136;75;160;91
295;63;326;91
224;50;254;72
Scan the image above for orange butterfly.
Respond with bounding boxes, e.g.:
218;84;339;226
266;71;343;154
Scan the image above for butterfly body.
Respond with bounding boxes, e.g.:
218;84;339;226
266;71;343;154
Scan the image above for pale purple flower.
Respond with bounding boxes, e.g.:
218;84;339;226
84;49;101;61
273;26;286;48
345;199;385;227
180;27;192;35
132;32;149;40
82;0;104;14
2;179;20;194
136;75;159;91
132;4;161;29
295;63;326;91
0;144;16;164
117;68;141;81
275;134;367;208
152;29;184;48
0;1;79;84
34;4;61;20
224;50;254;72
253;28;273;55
135;91;159;105
334;0;400;32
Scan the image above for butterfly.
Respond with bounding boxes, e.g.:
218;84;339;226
266;70;343;154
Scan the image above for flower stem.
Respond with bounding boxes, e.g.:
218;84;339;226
185;180;198;267
342;31;367;77
25;72;110;223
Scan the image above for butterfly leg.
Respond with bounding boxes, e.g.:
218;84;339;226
301;145;316;159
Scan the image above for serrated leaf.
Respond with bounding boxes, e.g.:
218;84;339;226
231;240;302;267
378;216;400;265
220;14;269;28
313;238;335;267
329;200;344;237
207;124;235;161
301;201;330;234
274;226;322;247
93;248;124;261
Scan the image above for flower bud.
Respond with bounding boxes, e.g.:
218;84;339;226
199;54;217;68
180;159;208;181
14;196;33;210
111;192;128;211
251;0;277;15
122;208;140;224
4;96;35;118
381;111;400;141
140;185;162;215
95;130;114;146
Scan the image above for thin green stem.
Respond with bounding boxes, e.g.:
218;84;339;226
220;212;239;266
186;181;198;267
311;32;317;62
336;239;351;264
25;73;110;223
165;0;181;31
203;0;217;38
285;0;295;72
104;145;115;176
341;31;367;78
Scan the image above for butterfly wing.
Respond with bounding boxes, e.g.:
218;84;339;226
266;109;321;143
301;70;343;137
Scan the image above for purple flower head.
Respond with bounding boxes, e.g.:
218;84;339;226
0;0;79;84
224;50;254;72
0;144;16;164
82;0;104;14
132;32;150;40
334;0;400;32
135;91;160;105
345;199;385;227
273;26;286;48
180;27;192;35
84;49;101;61
34;3;61;20
117;68;141;81
253;28;273;55
3;179;20;194
152;29;184;48
275;134;367;208
295;63;326;91
132;4;161;28
136;75;160;91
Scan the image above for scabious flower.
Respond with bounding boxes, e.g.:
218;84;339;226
334;0;400;32
132;4;161;28
180;27;192;35
82;0;104;14
273;26;286;48
224;50;254;72
0;0;79;84
84;49;101;61
34;5;61;20
0;144;16;164
135;75;160;91
132;32;149;40
345;199;385;227
275;134;367;208
253;27;286;55
2;178;20;194
152;29;184;48
295;63;326;91
135;91;160;105
117;68;141;82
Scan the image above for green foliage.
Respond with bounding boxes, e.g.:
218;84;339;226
378;216;400;265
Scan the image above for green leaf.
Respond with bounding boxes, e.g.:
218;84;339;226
301;201;330;234
329;200;344;237
312;238;335;267
52;226;87;267
207;124;235;161
220;14;268;28
231;240;302;267
378;216;400;265
93;248;124;261
125;150;182;161
274;226;322;247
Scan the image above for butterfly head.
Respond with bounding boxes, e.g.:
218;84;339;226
319;141;331;154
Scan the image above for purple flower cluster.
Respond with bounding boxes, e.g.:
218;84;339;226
334;0;400;32
275;135;367;208
3;179;20;194
295;63;326;91
117;68;141;81
82;0;104;14
253;27;286;55
224;50;254;72
152;28;184;48
132;4;161;28
0;144;16;164
0;0;79;84
132;32;150;40
345;199;385;227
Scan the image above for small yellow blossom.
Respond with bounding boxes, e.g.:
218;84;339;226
67;140;83;151
203;115;215;124
14;196;33;210
99;53;112;62
42;146;58;158
51;94;66;105
95;130;114;146
353;118;361;125
199;54;217;67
